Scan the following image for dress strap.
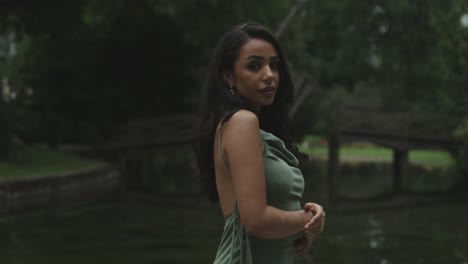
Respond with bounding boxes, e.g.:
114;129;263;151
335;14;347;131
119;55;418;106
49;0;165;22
218;121;230;169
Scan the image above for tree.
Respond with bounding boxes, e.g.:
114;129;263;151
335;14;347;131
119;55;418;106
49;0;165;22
300;0;468;112
5;0;296;144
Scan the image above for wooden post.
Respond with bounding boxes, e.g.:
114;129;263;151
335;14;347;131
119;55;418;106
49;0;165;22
328;133;340;205
393;149;408;193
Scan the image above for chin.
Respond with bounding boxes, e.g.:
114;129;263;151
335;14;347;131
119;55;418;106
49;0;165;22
264;98;275;106
259;101;273;107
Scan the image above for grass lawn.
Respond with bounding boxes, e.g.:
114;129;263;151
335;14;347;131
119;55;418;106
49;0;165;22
299;135;455;167
0;146;105;181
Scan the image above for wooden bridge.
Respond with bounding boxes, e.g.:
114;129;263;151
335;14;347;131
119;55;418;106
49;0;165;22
327;106;461;203
100;114;197;193
102;114;196;152
99;107;462;202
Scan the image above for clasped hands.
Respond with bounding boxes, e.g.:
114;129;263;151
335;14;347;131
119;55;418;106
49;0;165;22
295;202;326;254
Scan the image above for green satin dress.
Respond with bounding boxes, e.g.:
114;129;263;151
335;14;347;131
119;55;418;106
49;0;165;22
213;129;305;264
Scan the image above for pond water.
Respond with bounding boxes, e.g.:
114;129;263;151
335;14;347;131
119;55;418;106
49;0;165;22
1;193;467;264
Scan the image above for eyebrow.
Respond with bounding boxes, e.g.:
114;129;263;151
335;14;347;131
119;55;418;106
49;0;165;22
246;55;279;61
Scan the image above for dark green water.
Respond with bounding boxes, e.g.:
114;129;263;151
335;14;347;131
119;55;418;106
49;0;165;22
1;194;467;264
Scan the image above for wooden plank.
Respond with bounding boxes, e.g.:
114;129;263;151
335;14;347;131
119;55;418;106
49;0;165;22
337;109;459;140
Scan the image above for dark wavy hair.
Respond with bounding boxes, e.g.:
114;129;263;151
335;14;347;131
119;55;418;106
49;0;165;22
195;22;305;202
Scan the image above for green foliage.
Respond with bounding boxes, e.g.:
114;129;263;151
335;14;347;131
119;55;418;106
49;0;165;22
301;0;468;112
10;1;193;121
3;0;468;168
5;0;295;144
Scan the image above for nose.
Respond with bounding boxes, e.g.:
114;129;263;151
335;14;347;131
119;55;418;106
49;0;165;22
263;66;274;83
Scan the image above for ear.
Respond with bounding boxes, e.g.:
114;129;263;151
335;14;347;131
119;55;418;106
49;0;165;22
223;71;234;88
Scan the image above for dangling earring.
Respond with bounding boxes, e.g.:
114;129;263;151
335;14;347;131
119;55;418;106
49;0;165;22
229;84;235;95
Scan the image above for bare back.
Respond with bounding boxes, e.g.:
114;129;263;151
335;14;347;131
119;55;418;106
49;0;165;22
213;120;236;219
213;110;266;220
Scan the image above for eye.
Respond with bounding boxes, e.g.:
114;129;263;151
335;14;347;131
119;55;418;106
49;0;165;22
248;62;261;71
270;61;279;71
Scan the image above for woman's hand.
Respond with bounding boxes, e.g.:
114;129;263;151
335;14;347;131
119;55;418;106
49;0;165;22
294;233;314;255
294;203;325;255
303;203;325;236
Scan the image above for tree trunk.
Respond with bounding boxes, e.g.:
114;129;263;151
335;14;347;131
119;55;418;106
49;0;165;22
0;101;12;161
275;0;323;118
274;0;307;39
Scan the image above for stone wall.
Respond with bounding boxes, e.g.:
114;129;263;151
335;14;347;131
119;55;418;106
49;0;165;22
0;165;121;216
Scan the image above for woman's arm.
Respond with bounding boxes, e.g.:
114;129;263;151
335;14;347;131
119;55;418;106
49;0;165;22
222;110;313;239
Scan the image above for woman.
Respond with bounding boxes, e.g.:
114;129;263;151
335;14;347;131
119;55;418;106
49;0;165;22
196;22;325;264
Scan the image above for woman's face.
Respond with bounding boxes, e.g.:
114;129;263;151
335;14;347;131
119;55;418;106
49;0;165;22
226;38;280;110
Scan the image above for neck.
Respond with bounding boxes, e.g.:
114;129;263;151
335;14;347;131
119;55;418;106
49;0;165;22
250;104;261;115
244;100;260;115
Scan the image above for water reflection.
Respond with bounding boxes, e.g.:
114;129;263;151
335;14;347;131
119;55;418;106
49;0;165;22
0;195;467;263
367;215;384;250
310;199;468;264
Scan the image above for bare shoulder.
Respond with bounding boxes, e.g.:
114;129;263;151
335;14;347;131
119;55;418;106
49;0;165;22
222;110;263;166
224;109;259;133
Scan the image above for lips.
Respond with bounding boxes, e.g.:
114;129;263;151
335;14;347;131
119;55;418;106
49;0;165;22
260;86;276;96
